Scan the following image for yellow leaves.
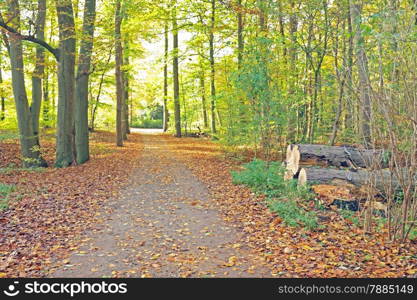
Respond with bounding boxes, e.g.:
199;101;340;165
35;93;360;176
0;272;7;278
232;243;241;249
301;245;314;251
224;256;238;267
150;253;161;260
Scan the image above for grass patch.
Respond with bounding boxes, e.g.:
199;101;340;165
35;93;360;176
0;183;16;211
232;159;318;230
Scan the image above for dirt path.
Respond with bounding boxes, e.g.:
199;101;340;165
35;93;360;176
51;131;270;278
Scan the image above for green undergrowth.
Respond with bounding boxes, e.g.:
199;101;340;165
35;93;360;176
232;159;319;230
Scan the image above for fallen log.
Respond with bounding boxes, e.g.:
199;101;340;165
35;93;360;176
287;144;388;169
296;167;399;192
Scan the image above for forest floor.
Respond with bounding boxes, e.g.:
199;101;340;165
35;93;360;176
1;129;416;278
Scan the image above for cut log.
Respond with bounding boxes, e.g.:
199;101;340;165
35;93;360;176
298;168;307;186
284;145;299;180
297;167;400;192
289;144;388;169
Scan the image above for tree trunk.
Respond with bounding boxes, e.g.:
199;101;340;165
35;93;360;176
163;21;169;132
6;0;47;167
123;23;130;136
329;15;347;146
75;0;96;164
345;1;354;130
172;5;181;137
350;0;372;147
115;0;125;146
237;0;244;70
55;0;77;167
296;167;402;192
42;66;50;124
0;51;5;121
30;0;46;144
200;69;208;129
209;0;216;134
287;0;298;142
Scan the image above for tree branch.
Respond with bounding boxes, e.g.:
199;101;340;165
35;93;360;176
0;20;59;60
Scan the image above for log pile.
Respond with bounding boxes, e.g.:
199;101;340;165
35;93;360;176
284;144;399;212
284;144;395;190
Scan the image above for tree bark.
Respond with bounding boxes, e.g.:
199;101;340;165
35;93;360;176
289;144;388;169
55;0;76;167
0;51;5;121
75;0;96;164
115;0;125;146
172;5;181;137
209;0;216;134
297;167;402;192
6;0;47;167
30;0;46;144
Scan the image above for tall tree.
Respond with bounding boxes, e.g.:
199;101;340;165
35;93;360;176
172;3;181;137
200;66;208;129
237;0;244;70
4;0;46;167
115;0;125;146
75;0;96;164
163;20;169;132
209;0;216;133
350;0;372;147
0;47;5;121
123;36;130;136
55;0;77;167
30;0;46;144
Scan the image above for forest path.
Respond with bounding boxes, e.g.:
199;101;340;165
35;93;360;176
51;130;270;278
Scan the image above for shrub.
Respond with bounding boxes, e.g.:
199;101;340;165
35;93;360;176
232;159;318;229
268;199;318;230
232;159;313;200
131;118;163;129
